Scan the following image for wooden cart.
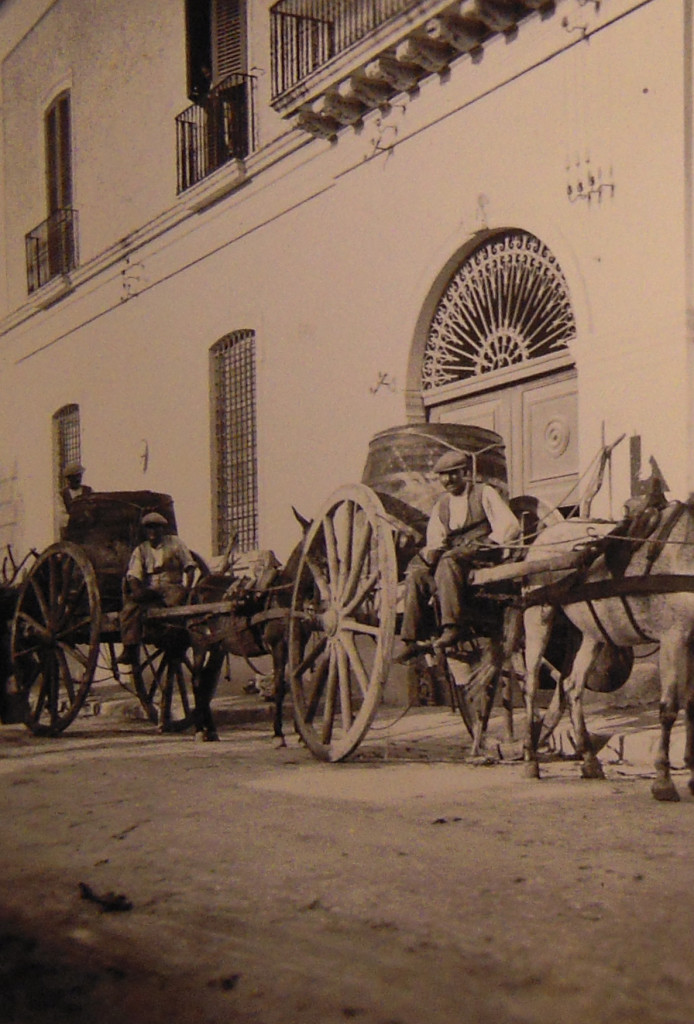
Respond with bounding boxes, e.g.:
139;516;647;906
285;426;568;762
8;491;212;736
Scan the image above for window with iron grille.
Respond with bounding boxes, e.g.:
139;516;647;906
210;330;258;554
26;92;78;292
53;403;81;490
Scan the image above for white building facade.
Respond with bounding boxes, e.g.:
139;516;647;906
0;0;692;563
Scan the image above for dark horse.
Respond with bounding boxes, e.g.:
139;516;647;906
185;514;312;743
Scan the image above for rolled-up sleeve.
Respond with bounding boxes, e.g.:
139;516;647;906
482;486;520;545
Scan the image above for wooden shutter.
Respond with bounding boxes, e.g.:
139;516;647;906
212;0;246;81
45;93;72;213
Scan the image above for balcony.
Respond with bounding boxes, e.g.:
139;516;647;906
25;208;78;294
176;72;255;194
270;0;554;135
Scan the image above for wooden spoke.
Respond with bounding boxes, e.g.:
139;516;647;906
28;577;51;627
11;543;100;735
289;484;397;761
322;514;340;598
15;611;51;644
340;618;380;637
321;649;338;744
60;578;88;625
336;642;353;731
56;646;77;707
132;629;197;732
294;634;328;680
341;570;379;618
304;648;331;725
57;615;94;642
57;554;77;609
340;518;373;609
336;500;355;599
340;631;371;699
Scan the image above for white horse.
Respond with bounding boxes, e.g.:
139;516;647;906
521;500;694;801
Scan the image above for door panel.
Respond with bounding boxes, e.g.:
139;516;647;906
522;377;578;508
428;371;578;510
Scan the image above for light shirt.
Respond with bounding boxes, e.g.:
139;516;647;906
126;534;195;589
425;484;520;551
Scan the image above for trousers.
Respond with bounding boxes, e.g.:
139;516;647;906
400;540;502;641
119;582;187;646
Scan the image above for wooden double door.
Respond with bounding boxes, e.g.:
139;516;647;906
428;369;578;513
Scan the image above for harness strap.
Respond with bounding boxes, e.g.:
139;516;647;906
617;595;657;643
585;599;618;648
644;502;686;573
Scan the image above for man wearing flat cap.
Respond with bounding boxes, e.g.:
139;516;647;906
399;449;520;657
118;511;197;664
61;462;93;513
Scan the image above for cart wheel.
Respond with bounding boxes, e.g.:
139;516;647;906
443;640;502;752
132;629;197;731
289;484;397;761
10;543;101;735
441;605;521;754
132;551;210;732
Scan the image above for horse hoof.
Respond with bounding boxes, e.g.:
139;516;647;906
273;736;287;749
581;759;605;780
523;760;541;780
195;729;219;743
651;779;680;802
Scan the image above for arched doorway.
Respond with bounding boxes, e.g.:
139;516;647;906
421;230;578;512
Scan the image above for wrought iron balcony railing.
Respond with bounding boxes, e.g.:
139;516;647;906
176;72;255;193
25;208;78;294
270;0;415;99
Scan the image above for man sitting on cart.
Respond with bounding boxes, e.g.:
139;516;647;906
117;511;197;665
398;450;520;660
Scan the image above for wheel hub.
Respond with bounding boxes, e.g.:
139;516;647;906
321;607;340;637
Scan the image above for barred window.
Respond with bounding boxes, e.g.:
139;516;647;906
210;330;258;554
53;403;81;487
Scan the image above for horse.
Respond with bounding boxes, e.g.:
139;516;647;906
184;512;313;743
521;498;694;800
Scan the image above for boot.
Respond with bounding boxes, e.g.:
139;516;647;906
116;645;139;665
434;625;462;651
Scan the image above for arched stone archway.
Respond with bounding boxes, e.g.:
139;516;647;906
419;230;579;511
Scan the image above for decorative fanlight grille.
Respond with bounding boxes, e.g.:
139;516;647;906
422;232;576;392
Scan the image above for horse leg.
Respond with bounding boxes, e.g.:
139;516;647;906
261;620;289;748
652;628;686;801
501;607;523;742
563;637;605;780
270;632;289;749
193;646;225;742
684;645;694;798
521;604;555;779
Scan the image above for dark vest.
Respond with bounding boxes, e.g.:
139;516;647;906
437;484;491;545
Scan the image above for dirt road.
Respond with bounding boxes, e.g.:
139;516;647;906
1;708;693;1024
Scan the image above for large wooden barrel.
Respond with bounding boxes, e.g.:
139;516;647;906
361;423;508;521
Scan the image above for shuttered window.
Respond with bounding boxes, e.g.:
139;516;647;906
213;0;245;80
186;0;246;100
45;93;72;214
210;331;258;555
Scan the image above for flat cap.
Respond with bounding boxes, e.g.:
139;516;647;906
141;511;168;527
63;462;85;477
433;450;473;475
